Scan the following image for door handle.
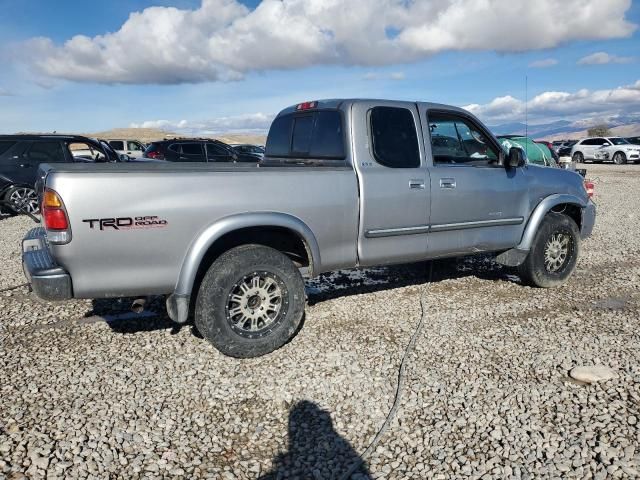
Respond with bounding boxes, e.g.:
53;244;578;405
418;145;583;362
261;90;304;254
440;178;456;189
409;179;425;189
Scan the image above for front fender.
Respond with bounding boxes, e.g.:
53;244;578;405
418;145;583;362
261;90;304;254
174;212;321;297
517;194;587;251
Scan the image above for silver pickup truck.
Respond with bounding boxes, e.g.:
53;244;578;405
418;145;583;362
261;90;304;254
22;99;596;358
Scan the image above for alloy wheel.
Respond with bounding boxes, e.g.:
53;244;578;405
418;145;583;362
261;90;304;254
7;187;39;215
225;271;288;338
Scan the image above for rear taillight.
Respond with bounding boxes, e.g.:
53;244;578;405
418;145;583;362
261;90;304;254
42;188;71;244
146;150;164;160
584;180;594;199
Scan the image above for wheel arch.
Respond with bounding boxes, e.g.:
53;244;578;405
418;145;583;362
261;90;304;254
174;212;321;298
517;194;586;251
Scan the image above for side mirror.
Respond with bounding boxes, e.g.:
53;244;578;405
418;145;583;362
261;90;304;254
507;147;526;168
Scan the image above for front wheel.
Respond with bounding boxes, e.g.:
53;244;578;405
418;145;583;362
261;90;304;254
195;244;305;358
613;152;627;165
518;213;580;288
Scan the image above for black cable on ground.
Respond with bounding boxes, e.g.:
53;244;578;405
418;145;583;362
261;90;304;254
338;262;433;480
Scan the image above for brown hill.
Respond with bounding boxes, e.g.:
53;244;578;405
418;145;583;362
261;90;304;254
543;123;640;142
90;128;266;146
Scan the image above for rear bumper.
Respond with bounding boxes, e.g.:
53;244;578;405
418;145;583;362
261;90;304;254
581;201;596;239
22;227;73;301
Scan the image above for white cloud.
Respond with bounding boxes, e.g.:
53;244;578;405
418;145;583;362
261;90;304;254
529;58;558;68
0;87;13;96
130;112;274;134
577;51;635;65
463;79;640;123
19;0;637;85
390;72;406;80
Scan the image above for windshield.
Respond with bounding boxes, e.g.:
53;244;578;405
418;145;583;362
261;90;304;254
609;137;630;145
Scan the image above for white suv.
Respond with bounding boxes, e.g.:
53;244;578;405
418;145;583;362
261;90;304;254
571;137;640;164
107;139;147;160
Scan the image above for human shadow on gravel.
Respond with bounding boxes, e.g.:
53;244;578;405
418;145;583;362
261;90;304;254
259;400;372;480
306;254;519;306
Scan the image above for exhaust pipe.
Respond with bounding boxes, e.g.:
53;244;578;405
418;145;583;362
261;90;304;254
131;297;147;314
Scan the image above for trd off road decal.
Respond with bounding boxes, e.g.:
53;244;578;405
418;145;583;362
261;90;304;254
83;216;168;230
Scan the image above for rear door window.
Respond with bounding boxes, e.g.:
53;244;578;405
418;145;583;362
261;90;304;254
175;143;205;161
266;110;345;159
370;106;420;168
27;141;66;163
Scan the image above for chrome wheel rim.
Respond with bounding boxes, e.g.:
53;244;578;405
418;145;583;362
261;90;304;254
544;232;571;273
225;271;288;338
614;153;623;164
8;187;39;214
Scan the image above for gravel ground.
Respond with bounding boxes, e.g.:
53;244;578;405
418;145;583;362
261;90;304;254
1;164;639;479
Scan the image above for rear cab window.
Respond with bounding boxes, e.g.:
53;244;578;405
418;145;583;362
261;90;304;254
266;110;345;160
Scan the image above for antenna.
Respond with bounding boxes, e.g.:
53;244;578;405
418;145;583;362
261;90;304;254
525;75;528;158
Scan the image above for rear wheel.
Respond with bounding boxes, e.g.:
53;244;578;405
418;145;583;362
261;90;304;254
519;213;580;288
572;152;584;163
3;186;39;215
613;152;627;165
195;244;305;358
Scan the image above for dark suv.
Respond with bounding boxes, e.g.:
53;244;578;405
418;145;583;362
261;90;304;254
0;135;120;215
142;139;259;163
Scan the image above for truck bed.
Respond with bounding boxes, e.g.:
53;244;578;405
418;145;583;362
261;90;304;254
40;161;359;297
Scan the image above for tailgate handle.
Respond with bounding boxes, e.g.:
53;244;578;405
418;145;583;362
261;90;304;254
440;178;456;189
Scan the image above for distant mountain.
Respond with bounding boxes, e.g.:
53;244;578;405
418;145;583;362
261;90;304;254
489;120;576;138
488;116;640;140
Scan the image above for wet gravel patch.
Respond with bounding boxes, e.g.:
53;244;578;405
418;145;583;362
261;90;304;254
1;164;640;479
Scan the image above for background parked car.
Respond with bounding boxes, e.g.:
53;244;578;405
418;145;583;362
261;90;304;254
497;135;557;167
142;138;260;163
625;136;640;145
230;144;265;160
571;137;640;164
0;135;120;214
551;140;565;153
557;140;578;157
107;139;147;160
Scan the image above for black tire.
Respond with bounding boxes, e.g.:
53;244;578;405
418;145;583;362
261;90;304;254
613;151;627;165
572;152;584;163
195;244;305;358
518;213;580;288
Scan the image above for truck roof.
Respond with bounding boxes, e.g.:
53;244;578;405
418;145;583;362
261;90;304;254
275;98;471;117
